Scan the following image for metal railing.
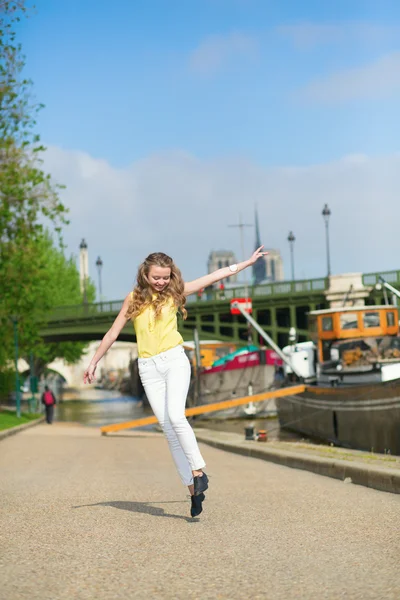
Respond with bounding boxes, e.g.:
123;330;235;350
43;270;400;326
48;300;124;322
46;277;329;321
45;271;400;324
362;270;400;286
187;277;328;303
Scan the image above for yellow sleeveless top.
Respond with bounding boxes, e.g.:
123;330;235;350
132;293;184;358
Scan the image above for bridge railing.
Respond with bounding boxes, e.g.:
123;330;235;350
187;277;328;303
47;277;329;321
44;272;400;324
362;270;400;287
48;300;124;322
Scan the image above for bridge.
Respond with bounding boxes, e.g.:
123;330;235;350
40;269;400;347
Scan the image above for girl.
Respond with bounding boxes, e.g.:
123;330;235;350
83;246;267;517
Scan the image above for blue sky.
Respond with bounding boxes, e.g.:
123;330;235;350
16;0;400;298
21;0;400;165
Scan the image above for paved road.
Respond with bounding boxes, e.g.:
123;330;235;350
1;423;399;600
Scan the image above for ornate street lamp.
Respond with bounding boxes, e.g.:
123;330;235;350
287;231;295;281
322;204;331;277
96;256;103;302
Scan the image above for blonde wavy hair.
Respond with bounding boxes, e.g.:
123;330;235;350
125;252;187;321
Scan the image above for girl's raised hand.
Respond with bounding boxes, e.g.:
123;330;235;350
83;364;97;384
248;245;268;265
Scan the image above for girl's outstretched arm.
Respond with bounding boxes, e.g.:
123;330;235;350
184;245;267;296
83;294;132;384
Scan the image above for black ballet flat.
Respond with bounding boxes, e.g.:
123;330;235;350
193;472;209;496
190;492;205;518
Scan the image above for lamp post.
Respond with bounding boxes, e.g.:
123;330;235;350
287;231;295;281
322;203;331;277
10;316;21;418
96;256;103;304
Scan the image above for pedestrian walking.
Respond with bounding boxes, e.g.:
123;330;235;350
41;385;56;424
83;246;267;517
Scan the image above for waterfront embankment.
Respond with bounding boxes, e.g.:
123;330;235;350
193;428;400;495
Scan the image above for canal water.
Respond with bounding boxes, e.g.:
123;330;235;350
51;389;304;442
55;389;153;428
0;387;305;442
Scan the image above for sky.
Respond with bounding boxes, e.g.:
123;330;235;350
16;0;400;299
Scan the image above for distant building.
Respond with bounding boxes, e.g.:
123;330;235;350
208;250;238;287
252;207;284;284
264;249;284;282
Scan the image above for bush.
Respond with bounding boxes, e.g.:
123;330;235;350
0;369;15;398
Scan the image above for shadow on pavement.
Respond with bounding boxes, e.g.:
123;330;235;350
72;500;200;523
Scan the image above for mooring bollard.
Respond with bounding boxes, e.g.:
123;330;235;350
257;430;267;442
245;426;255;441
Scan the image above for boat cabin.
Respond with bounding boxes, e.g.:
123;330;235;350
308;306;399;364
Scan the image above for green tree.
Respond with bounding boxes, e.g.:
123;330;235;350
25;232;96;376
0;2;89;373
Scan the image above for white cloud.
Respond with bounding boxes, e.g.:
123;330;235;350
298;51;400;104
188;32;258;75
44;147;400;300
278;22;400;50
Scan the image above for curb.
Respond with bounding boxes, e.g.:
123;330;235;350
0;416;46;441
194;430;400;495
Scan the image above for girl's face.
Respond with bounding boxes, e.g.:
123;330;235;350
148;265;171;292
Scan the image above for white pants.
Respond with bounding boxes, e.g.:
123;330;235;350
138;345;206;486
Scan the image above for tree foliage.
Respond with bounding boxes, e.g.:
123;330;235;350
0;1;67;234
27;232;96;376
0;2;91;373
